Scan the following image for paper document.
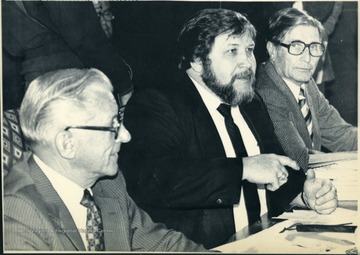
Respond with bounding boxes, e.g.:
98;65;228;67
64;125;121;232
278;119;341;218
273;207;357;225
309;151;357;168
312;159;358;201
214;208;358;254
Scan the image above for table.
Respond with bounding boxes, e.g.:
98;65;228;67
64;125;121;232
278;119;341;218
215;205;358;254
215;157;358;254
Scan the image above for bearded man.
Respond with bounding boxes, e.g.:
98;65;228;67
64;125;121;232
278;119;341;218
119;8;337;249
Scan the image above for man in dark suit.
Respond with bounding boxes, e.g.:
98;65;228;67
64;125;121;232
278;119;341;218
119;9;338;249
4;68;206;252
255;8;357;170
2;0;133;110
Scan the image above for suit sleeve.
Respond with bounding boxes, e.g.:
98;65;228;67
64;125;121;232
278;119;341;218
126;187;207;252
256;87;310;171
313;84;358;151
4;195;51;250
41;1;133;96
247;94;306;217
120;89;244;209
97;170;207;252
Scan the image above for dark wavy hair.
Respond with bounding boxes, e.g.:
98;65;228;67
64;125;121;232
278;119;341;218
177;8;256;70
266;7;326;43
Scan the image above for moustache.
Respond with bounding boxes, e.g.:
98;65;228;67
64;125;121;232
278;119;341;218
232;69;255;81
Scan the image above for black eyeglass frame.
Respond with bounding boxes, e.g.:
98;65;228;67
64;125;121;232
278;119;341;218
64;105;125;140
271;40;325;57
97;10;115;21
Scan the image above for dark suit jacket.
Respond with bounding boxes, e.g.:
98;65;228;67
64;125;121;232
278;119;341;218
2;0;132;96
255;61;357;170
120;72;305;249
4;152;206;252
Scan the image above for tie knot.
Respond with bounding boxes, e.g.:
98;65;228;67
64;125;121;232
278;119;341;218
217;103;232;118
299;84;306;94
299;84;306;101
80;189;95;208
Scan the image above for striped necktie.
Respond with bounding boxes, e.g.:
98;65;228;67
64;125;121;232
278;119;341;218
217;103;261;225
80;189;105;251
298;84;313;143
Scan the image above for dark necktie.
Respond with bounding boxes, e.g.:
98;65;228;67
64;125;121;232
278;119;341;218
217;103;261;225
80;189;105;251
299;84;313;144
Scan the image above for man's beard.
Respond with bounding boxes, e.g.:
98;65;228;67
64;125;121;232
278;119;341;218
201;59;256;106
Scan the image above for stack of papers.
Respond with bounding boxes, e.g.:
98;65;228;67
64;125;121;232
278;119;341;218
214;208;358;254
308;152;358;201
314;160;358;201
308;151;357;168
273;207;357;225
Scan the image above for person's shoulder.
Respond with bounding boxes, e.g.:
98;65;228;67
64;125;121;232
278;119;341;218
93;171;128;199
4;175;48;228
4;152;50;220
255;62;276;90
306;78;322;94
4;152;35;196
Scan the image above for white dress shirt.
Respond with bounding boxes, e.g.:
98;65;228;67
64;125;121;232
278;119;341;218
33;155;89;249
283;77;303;103
190;77;267;232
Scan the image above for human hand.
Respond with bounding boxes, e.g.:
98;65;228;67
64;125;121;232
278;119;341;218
242;154;300;191
302;169;338;214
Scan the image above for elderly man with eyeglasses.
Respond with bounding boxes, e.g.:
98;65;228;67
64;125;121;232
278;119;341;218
255;8;357;171
3;68;207;252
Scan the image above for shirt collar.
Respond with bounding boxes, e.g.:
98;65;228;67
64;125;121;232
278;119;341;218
282;77;304;102
189;75;225;112
33;154;86;205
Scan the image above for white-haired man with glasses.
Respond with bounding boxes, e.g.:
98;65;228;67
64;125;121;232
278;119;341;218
255;8;357;171
3;68;207;252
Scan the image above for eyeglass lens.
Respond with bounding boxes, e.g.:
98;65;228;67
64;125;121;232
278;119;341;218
289;41;324;56
101;10;114;21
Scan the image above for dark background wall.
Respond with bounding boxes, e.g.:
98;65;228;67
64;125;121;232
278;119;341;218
2;1;357;126
111;1;358;126
325;2;358;125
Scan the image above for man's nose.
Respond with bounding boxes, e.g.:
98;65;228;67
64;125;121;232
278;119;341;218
237;51;253;68
116;124;131;143
300;47;311;63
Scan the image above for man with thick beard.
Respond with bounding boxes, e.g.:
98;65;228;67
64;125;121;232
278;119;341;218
119;9;337;249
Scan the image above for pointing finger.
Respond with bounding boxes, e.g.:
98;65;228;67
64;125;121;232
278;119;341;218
274;155;300;170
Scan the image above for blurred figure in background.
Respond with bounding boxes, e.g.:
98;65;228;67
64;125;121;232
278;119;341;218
2;0;133;110
92;1;115;38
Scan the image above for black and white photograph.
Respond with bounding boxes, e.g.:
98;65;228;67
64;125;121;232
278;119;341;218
2;0;358;253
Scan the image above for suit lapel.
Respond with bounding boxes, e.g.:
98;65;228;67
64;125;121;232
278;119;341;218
180;73;226;158
28;157;86;251
94;197;125;251
91;177;131;251
264;62;313;147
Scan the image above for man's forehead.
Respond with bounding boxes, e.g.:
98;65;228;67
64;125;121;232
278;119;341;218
88;102;118;123
216;31;254;45
283;25;320;41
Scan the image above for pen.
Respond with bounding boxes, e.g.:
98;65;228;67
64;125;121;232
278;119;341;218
279;222;356;233
296;224;356;233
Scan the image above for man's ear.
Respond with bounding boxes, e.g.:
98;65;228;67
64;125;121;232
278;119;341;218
190;58;203;74
266;41;277;62
55;131;75;159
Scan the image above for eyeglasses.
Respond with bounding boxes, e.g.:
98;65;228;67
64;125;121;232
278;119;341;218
64;106;124;140
272;40;325;57
98;10;115;21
